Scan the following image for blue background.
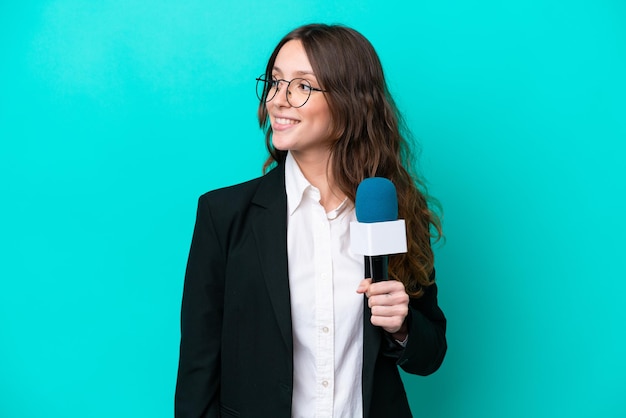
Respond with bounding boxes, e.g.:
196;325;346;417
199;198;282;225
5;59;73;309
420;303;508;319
1;1;625;417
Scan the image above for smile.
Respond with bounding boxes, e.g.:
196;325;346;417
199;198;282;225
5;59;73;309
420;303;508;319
274;117;300;125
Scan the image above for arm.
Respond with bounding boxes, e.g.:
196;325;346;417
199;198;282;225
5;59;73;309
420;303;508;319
357;269;447;376
175;196;225;418
396;278;447;375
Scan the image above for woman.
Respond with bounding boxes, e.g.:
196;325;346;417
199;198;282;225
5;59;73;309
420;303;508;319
175;24;446;418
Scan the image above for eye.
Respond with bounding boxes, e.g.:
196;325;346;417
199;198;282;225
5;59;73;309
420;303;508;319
295;80;313;93
267;78;280;90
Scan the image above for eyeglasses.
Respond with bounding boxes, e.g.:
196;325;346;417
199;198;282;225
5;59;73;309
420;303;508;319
256;75;326;108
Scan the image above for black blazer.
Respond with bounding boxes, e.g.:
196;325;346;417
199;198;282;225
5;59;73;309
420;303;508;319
175;164;447;418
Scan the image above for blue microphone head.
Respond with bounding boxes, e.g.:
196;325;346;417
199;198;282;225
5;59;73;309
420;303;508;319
355;177;398;223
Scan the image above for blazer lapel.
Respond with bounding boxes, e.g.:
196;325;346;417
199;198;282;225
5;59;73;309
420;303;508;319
250;164;293;353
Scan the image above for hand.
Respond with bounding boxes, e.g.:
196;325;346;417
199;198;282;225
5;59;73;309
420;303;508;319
356;278;409;338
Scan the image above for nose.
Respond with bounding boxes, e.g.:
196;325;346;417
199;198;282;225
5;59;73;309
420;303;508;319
272;80;291;107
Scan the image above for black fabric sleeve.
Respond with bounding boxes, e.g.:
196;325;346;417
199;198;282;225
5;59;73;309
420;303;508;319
382;269;447;376
175;196;225;418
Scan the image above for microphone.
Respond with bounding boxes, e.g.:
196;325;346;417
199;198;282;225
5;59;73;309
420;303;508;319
350;178;408;282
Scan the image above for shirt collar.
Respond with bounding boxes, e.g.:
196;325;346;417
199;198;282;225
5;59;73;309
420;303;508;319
285;151;353;219
326;197;350;220
285;151;313;216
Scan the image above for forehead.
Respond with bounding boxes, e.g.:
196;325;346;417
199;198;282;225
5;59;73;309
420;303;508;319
273;40;314;76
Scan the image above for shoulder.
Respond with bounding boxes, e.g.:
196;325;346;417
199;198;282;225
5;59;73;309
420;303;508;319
201;174;264;205
198;164;285;215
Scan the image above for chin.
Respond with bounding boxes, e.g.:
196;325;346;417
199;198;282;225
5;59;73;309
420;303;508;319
271;137;293;152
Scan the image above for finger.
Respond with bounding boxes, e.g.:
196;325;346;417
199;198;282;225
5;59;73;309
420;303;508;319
370;315;406;334
366;280;406;296
368;291;409;308
356;278;372;294
371;304;409;318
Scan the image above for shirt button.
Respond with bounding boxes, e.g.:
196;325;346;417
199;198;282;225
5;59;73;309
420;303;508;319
322;326;329;333
322;380;329;388
321;273;328;279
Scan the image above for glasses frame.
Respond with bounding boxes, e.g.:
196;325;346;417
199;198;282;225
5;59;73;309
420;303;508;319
256;75;327;108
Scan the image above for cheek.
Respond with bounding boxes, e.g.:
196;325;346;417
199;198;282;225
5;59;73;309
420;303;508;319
320;103;343;140
315;108;334;138
308;102;331;124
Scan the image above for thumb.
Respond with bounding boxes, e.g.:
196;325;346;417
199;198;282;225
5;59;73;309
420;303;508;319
356;278;372;294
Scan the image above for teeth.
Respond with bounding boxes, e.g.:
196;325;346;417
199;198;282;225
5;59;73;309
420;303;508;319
275;117;299;125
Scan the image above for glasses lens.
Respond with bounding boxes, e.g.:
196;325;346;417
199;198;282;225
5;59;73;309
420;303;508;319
256;77;314;107
287;78;311;108
256;75;277;103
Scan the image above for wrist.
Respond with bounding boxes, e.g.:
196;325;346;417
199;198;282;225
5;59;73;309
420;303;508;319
390;322;408;342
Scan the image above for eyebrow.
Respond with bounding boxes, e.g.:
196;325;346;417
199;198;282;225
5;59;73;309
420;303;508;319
272;66;316;77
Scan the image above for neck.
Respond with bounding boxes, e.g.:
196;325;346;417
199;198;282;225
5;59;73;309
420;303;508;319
290;151;346;212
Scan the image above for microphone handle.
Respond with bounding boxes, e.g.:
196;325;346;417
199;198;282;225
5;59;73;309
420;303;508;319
365;255;389;282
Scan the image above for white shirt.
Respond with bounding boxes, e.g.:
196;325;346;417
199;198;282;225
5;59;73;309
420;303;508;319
285;152;364;418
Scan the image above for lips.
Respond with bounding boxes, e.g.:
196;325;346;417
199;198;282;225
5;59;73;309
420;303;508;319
272;116;301;132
